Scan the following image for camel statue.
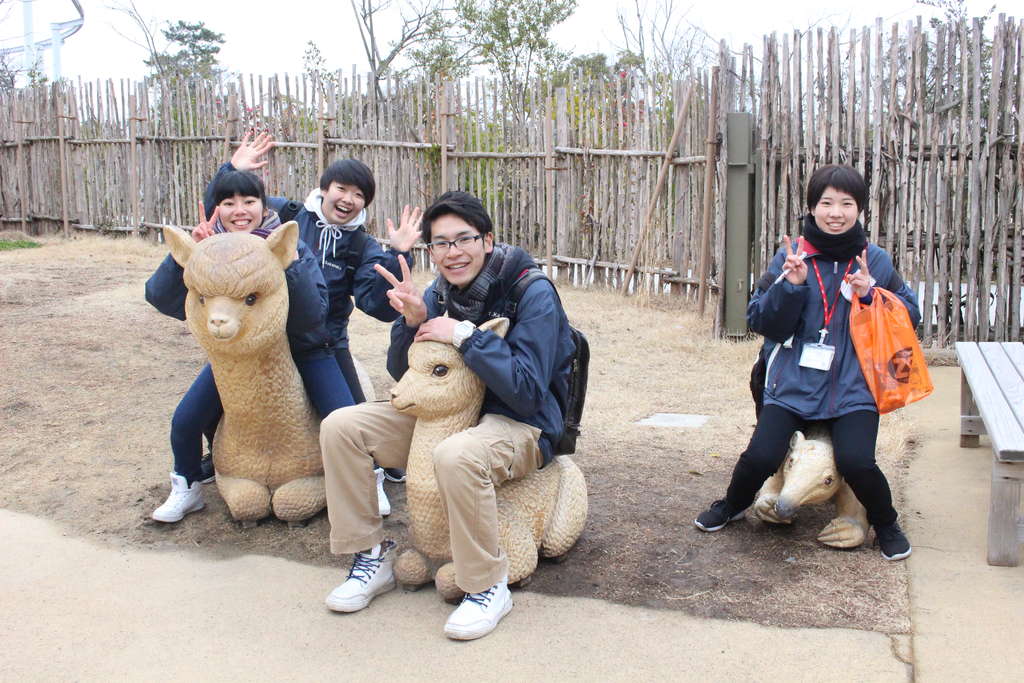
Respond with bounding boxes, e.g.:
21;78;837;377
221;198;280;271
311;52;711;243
389;317;588;601
753;427;869;548
163;222;374;524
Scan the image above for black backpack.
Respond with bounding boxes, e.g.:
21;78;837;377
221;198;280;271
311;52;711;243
506;268;589;455
279;200;369;279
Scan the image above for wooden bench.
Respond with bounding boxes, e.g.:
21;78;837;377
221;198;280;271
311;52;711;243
956;342;1024;566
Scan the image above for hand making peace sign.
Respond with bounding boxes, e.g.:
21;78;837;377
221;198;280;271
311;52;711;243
781;234;807;285
191;202;219;242
845;248;872;298
230;130;275;171
374;253;427;328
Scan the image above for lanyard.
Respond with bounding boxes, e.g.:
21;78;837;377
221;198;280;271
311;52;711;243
811;259;853;344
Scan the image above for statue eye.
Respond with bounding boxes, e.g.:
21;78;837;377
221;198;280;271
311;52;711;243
198;294;205;305
245;293;258;306
824;476;834;486
431;365;449;377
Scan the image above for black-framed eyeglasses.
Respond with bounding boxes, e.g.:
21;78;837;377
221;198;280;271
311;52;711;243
426;234;482;254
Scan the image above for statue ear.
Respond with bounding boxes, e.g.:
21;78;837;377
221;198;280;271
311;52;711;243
479;317;509;339
265;221;299;269
164;226;195;268
789;431;805;449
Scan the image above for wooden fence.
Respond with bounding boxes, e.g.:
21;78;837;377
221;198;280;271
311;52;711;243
0;15;1021;346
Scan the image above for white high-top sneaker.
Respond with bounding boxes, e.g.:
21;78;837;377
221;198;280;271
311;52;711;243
443;577;513;640
151;473;205;523
376;467;391;517
325;540;396;612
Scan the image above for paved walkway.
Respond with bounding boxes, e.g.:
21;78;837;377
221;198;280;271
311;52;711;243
1;366;1020;681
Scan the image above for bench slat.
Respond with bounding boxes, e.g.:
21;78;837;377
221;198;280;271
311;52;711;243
979;343;1024;435
956;342;1024;462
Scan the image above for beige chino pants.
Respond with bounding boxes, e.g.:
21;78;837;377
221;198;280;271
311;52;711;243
320;400;542;593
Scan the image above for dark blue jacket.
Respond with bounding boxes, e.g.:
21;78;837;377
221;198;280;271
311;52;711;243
753;242;921;419
206;163;412;349
145;239;334;360
386;255;575;466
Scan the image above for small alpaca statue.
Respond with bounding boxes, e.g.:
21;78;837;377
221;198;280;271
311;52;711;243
753;428;869;548
389;317;588;601
163;223;326;523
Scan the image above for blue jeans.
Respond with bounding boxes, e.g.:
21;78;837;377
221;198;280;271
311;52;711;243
170;357;354;485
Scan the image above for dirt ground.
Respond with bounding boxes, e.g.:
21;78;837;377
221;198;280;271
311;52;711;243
0;233;914;634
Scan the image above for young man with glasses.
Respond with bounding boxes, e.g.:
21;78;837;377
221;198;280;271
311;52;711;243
318;191;575;640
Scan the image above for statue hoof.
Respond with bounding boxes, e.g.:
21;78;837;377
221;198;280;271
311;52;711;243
240;520;259;529
435;563;462;603
754;496;791;525
272;476;327;522
510;574;532;589
818;517;868;548
394;549;432;587
217;475;271;522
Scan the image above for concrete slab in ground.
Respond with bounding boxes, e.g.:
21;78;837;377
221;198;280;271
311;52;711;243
0;509;906;681
902;366;1024;681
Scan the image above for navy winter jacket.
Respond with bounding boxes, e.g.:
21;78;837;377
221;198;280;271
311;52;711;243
205;163;412;349
145;239;334;360
753;242;921;419
386;254;575;466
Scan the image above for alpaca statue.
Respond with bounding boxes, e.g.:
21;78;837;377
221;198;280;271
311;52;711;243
163;222;335;524
389;317;588;601
753;427;869;548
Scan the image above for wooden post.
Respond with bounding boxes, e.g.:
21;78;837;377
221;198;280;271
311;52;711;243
439;82;449;192
544;100;555;279
317;98;326;177
56;90;71;238
619;81;695;295
128;95;141;235
14;98;30;234
697;67;721;316
223;92;238;161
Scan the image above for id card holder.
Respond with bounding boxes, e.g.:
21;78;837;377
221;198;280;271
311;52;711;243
799;343;835;371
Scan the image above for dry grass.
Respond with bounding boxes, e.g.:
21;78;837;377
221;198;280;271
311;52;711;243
0;236;917;634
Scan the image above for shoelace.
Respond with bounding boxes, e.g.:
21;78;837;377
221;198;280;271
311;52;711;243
347;553;382;585
462;585;496;607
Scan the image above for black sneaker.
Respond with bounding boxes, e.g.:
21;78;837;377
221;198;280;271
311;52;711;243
694;499;747;532
382;467;406;483
198;454;216;484
875;522;912;561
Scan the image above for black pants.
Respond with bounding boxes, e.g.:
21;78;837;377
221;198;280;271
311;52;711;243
334;347;366;404
725;404;898;527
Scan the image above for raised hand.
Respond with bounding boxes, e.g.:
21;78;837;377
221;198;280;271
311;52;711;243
192;202;218;242
846;248;872;298
387;205;424;253
230;130;274;171
781;235;807;285
374;254;427;327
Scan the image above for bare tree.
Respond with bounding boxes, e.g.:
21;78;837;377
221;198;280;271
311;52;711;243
109;1;169;78
349;0;447;95
616;0;713;82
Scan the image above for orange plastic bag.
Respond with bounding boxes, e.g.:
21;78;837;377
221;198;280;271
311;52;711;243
849;288;933;414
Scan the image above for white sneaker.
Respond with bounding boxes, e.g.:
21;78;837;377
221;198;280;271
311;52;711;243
151;472;205;523
376;467;391;517
325;541;396;612
443;577;513;640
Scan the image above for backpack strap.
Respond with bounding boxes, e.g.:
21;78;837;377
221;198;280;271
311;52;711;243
507;268;555;319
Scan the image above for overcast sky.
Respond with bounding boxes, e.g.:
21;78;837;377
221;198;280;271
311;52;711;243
0;0;1017;83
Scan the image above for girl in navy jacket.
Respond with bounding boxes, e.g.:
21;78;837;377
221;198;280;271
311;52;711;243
695;165;920;561
146;170;351;523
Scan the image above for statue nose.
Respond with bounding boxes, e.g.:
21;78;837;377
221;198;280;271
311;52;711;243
209;314;228;328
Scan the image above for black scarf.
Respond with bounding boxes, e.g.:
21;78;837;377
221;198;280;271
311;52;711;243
800;213;867;261
436;243;533;323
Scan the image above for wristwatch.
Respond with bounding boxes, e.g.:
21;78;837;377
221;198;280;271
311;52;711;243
452;320;476;349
